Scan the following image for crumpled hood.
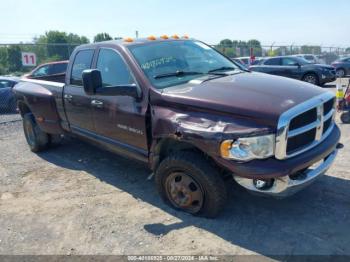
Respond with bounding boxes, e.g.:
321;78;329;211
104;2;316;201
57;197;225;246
157;72;328;127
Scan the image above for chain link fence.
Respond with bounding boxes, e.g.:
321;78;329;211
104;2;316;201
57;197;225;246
0;43;78;116
213;44;348;65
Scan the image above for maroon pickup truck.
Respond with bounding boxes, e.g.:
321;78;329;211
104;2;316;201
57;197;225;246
13;37;341;217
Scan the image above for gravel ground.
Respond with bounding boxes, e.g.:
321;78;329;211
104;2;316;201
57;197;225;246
0;82;349;256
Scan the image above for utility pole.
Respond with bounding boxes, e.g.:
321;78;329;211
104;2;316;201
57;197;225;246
135;30;139;39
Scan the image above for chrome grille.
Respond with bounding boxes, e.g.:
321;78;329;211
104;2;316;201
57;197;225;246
275;92;335;160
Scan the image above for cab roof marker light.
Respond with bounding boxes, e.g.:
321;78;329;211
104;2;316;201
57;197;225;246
124;37;134;42
182;35;189;39
172;34;180;39
160;35;169;39
147;35;157;40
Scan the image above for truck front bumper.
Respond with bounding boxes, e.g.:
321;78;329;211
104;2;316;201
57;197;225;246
233;149;337;197
213;124;341;197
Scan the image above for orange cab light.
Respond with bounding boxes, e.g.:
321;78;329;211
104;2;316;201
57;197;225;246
147;35;157;40
124;37;134;42
172;34;180;39
160;35;169;39
182;35;189;39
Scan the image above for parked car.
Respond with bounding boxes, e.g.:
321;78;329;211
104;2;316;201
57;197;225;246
22;60;68;83
250;56;336;86
292;54;320;64
231;58;246;67
237;56;262;66
14;37;340;217
331;57;350;78
0;76;19;113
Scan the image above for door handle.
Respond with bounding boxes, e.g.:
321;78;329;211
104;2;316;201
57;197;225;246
64;94;73;102
91;99;104;108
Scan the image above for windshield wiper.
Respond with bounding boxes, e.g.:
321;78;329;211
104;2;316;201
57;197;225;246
154;71;204;79
208;67;237;74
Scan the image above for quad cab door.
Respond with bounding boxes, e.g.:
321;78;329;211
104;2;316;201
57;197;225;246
91;48;148;161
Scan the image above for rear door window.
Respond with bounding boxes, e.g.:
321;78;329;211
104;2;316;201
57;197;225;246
70;50;94;86
264;58;281;65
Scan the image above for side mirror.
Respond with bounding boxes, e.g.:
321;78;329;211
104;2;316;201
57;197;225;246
82;69;102;95
295;63;301;68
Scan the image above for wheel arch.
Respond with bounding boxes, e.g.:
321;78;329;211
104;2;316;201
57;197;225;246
151;137;219;173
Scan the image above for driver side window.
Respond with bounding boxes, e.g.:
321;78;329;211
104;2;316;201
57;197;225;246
282;58;298;66
97;49;135;87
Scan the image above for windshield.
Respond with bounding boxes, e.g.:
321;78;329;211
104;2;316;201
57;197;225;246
128;40;240;89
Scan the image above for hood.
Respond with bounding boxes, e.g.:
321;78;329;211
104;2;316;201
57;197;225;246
155;72;328;127
304;64;334;70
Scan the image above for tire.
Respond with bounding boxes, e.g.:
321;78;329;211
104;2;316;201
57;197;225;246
302;73;319;85
23;113;49;152
155;151;227;218
336;68;346;78
340;112;350;124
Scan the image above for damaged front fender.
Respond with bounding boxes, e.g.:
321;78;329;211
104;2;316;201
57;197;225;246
150;105;273;169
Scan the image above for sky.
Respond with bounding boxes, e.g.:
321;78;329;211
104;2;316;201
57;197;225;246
1;0;349;47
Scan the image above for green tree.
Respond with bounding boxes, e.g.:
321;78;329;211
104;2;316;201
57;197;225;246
7;45;22;72
34;31;90;61
94;33;113;43
247;39;262;56
346;47;350;53
0;46;8;70
219;39;233;47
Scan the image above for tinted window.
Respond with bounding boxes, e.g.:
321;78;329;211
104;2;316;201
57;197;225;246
97;49;134;87
71;50;94;86
49;63;68;75
282;58;298;66
32;65;50;77
0;80;11;88
264;58;281;65
304;55;314;61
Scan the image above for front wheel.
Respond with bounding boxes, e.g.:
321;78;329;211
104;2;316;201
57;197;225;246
302;73;319;85
23;113;49;152
155;152;227;218
336;69;346;78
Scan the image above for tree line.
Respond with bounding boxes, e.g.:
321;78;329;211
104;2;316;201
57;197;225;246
0;31;349;75
0;31;116;75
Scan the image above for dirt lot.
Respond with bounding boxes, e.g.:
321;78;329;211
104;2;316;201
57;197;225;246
0;81;349;256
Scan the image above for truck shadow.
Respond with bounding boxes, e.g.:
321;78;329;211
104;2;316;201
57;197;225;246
38;138;350;256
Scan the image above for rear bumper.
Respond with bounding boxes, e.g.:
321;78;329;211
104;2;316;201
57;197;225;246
233;149;337;197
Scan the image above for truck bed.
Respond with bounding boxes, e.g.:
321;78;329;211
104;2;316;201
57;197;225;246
14;79;67;134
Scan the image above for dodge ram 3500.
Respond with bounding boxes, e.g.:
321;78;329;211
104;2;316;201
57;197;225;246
14;37;341;217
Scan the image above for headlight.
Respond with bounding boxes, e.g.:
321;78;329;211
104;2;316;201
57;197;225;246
220;134;275;161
